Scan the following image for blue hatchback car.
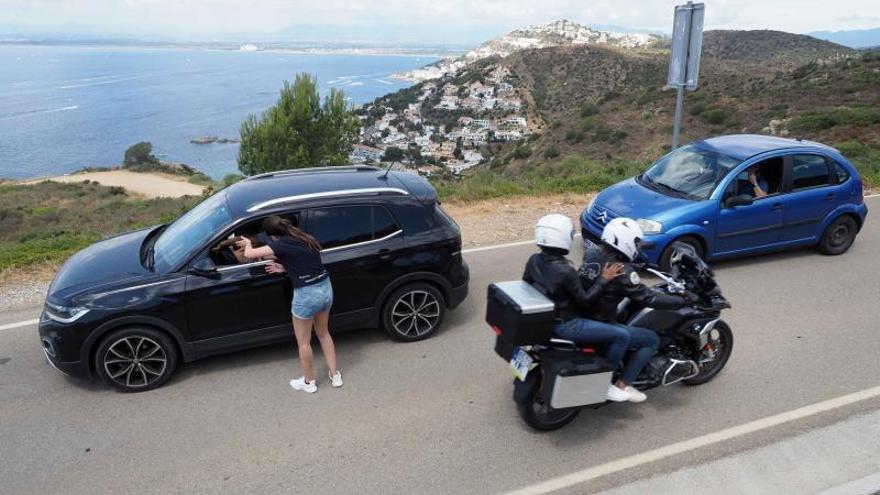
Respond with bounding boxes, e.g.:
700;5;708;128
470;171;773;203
581;135;869;270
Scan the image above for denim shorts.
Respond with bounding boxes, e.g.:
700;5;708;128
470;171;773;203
291;277;333;319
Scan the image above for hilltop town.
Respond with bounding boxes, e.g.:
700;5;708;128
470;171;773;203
350;64;531;176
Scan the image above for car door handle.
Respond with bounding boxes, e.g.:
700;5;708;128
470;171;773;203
377;248;393;261
826;193;835;201
772;202;783;211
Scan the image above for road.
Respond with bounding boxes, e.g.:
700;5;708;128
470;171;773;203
1;197;879;495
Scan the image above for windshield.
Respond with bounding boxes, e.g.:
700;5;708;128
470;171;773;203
153;192;233;272
641;145;742;200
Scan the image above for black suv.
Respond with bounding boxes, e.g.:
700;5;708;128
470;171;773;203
39;166;469;391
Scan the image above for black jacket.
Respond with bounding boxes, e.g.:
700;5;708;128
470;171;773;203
522;249;608;322
579;243;689;322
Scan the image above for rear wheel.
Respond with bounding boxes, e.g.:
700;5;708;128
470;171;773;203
818;216;857;255
94;327;178;392
381;283;446;342
659;237;704;273
683;320;733;386
516;369;581;431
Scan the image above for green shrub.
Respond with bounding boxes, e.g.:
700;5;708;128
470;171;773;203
513;145;532;159
791;107;880;133
543;145;561;159
565;129;584;143
580;103;599;117
688;102;706;116
702;109;729;125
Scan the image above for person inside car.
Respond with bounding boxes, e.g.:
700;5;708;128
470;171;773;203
580;217;700;402
737;165;769;198
522;214;635;403
212;233;262;265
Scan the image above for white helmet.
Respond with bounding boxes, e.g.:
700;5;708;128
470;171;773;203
535;214;574;252
601;217;645;261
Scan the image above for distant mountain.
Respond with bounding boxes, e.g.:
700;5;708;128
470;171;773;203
808;28;880;49
702;30;855;67
395;20;660;82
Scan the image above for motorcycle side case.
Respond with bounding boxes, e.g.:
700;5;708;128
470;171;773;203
487;281;555;346
540;350;613;409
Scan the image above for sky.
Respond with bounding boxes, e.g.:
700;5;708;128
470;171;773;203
1;0;879;44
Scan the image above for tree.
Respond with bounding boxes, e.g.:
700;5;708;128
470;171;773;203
383;146;405;162
123;142;158;167
237;73;360;175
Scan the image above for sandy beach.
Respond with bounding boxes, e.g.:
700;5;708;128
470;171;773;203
24;170;205;199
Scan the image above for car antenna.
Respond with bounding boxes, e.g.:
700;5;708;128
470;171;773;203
381;161;396;180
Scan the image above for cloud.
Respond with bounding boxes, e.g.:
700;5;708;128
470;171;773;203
1;0;878;42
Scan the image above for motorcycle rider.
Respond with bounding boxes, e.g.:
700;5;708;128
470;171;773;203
580;217;700;401
522;214;637;403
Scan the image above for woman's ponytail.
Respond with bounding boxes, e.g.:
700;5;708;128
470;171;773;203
262;215;322;252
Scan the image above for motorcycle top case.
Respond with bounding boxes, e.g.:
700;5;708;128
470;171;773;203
540;349;613;409
486;280;555;347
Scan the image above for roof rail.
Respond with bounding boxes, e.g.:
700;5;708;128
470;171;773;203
246;187;409;212
243;165;380;181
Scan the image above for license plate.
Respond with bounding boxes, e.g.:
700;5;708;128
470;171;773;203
509;347;533;381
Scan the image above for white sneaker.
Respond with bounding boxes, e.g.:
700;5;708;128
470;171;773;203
607;384;630;402
329;370;343;388
290;377;317;393
625;386;647;403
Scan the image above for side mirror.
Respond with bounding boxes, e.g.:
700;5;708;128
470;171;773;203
725;194;754;208
190;258;220;279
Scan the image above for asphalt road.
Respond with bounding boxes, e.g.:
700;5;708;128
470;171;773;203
1;197;879;495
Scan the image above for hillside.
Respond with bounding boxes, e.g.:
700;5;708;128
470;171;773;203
360;29;879;200
394;19;659;82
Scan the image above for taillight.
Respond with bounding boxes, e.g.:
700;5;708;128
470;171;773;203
491;325;502;336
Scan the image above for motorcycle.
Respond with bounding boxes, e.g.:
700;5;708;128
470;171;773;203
487;243;733;431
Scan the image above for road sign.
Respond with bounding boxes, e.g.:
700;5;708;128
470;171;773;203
668;1;705;148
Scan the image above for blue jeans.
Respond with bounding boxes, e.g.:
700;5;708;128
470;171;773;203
291;277;333;319
553;318;659;385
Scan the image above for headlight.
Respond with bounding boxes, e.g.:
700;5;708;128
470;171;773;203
45;302;90;323
636;219;663;235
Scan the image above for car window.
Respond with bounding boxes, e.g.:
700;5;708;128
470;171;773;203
309;206;373;249
791;155;831;190
642;145;742;200
834;162;850;184
210;212;300;267
154;192;232;272
373;205;400;238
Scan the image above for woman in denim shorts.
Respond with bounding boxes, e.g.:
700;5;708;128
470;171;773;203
239;215;341;394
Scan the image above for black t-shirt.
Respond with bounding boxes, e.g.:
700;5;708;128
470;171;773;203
259;233;328;288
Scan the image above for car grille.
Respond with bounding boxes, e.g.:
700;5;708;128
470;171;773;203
588;204;619;227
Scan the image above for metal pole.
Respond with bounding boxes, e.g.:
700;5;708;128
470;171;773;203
672;85;684;149
672;1;694;149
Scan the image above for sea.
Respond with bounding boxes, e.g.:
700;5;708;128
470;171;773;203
0;44;433;180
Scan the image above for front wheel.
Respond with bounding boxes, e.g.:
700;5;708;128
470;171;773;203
94;327;178;392
659;237;704;273
516;369;581;431
683;320;733;386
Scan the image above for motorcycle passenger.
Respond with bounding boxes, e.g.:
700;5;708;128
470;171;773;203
522;214;635;403
580;217;699;402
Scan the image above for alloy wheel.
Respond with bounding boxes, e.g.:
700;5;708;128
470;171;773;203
103;336;168;389
391;290;441;338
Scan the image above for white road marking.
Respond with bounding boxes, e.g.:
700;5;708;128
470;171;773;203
463;234;583;254
504;384;880;495
0;318;39;331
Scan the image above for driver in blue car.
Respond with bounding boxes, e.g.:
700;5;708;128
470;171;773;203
522;214;638;403
579;218;700;402
738;165;769;198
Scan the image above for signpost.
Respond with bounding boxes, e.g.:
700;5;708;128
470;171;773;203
668;1;705;149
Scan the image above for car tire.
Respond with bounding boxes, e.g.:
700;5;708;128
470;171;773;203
659;236;704;273
94;327;178;392
818;216;857;255
381;283;446;342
